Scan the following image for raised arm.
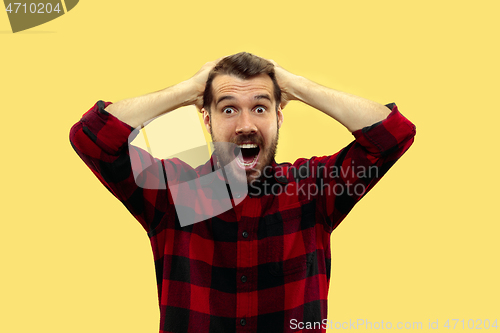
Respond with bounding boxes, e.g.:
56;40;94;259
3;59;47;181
69;59;221;233
104;59;219;128
270;61;391;132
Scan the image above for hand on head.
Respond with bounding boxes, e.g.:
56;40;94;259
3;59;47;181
191;53;297;112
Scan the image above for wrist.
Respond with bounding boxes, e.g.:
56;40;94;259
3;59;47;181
176;78;203;107
283;74;305;102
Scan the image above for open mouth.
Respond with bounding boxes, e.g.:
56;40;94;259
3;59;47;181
234;143;260;170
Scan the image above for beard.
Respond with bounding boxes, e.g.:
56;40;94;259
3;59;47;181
210;121;279;186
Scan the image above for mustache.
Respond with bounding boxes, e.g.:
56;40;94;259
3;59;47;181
232;135;263;146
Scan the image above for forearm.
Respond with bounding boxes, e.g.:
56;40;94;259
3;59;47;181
104;79;200;129
285;75;391;132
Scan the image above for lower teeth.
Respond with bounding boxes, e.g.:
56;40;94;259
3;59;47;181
240;155;257;166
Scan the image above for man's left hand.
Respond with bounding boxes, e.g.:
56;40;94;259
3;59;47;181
268;59;299;110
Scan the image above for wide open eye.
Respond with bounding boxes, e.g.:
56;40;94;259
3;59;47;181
255;106;266;114
223;107;236;114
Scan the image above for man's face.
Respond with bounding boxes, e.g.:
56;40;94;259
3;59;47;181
202;74;283;184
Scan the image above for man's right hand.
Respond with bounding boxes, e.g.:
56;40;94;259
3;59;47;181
188;59;221;111
104;57;223;128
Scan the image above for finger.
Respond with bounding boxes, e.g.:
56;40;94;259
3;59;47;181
195;102;204;113
280;99;289;110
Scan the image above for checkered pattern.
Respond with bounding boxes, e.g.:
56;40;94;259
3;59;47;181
69;101;416;332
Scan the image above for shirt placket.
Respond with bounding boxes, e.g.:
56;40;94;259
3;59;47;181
235;196;259;331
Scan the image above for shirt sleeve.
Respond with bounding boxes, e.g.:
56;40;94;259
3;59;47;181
295;103;416;233
69;100;170;233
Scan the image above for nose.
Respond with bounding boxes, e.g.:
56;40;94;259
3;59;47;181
235;110;257;135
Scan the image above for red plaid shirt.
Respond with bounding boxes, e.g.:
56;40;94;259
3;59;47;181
69;101;415;333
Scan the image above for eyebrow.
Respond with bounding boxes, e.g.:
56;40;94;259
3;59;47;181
215;94;272;107
215;95;235;106
254;94;272;103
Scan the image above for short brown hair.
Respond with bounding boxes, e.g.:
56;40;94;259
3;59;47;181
203;52;281;113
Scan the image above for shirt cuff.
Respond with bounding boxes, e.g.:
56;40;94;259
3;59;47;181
352;103;416;156
80;100;139;155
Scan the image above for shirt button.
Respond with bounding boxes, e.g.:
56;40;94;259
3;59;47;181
241;275;247;283
242;231;248;238
240;318;246;326
235;193;241;199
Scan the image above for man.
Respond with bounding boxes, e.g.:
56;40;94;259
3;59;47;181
70;52;415;332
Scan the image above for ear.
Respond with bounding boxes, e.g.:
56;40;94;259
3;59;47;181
202;108;211;134
277;106;284;129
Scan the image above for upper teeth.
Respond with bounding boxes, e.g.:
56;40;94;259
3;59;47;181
238;144;257;148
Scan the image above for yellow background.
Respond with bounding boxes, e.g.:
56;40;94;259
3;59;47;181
1;0;499;332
